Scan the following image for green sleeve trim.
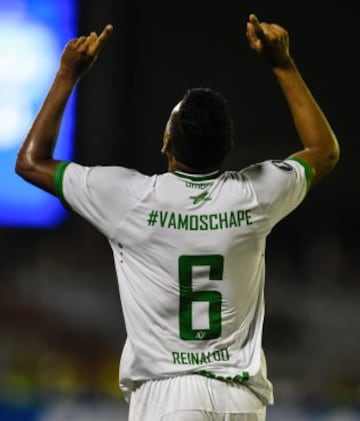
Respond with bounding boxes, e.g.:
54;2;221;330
54;161;71;207
286;156;313;192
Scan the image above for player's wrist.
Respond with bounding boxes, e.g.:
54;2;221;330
270;56;296;73
56;66;80;85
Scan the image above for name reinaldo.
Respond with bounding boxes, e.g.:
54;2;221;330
147;209;252;231
172;348;230;365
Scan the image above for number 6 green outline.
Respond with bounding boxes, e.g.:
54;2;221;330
179;255;224;340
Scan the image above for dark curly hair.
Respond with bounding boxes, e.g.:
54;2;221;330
169;88;234;169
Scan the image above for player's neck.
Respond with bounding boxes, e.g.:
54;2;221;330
168;157;221;174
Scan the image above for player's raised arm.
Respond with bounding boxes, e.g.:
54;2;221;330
246;14;340;187
15;24;113;194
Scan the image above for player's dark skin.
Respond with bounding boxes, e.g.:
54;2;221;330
16;15;339;190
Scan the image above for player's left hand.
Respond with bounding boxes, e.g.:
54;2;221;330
59;24;114;80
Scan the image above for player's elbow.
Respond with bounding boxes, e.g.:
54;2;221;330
15;152;36;180
312;142;340;183
323;141;340;173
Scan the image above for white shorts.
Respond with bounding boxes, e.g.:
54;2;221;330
128;375;266;421
161;412;265;420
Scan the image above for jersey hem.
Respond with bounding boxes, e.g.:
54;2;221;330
196;370;250;384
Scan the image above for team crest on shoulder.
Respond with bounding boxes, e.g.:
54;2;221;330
271;160;293;172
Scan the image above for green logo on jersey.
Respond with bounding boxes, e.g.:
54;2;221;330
190;191;212;205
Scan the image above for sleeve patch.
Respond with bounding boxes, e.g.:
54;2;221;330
286;157;313;192
271;160;294;172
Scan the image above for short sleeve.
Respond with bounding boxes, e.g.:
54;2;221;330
54;161;151;238
243;159;310;227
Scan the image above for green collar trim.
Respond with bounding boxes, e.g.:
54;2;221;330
286;156;313;192
54;161;71;208
173;169;221;182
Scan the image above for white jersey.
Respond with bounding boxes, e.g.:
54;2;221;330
54;158;311;405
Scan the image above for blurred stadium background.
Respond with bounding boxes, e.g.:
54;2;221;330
0;0;359;419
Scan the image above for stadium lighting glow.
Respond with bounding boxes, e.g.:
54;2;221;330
0;0;78;228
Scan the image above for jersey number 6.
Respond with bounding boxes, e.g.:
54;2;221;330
179;255;223;340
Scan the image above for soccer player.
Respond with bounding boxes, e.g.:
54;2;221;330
15;14;339;421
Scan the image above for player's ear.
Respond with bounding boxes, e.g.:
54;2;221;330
161;132;171;154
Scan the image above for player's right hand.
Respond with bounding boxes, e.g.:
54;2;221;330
246;14;292;69
59;24;113;80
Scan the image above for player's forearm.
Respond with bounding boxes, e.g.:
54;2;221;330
15;69;78;193
16;69;77;168
273;60;340;166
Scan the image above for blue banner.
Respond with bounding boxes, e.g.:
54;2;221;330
0;0;78;227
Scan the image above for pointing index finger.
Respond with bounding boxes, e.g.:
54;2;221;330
97;24;114;48
249;14;265;42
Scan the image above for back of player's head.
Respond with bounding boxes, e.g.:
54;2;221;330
169;88;234;169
